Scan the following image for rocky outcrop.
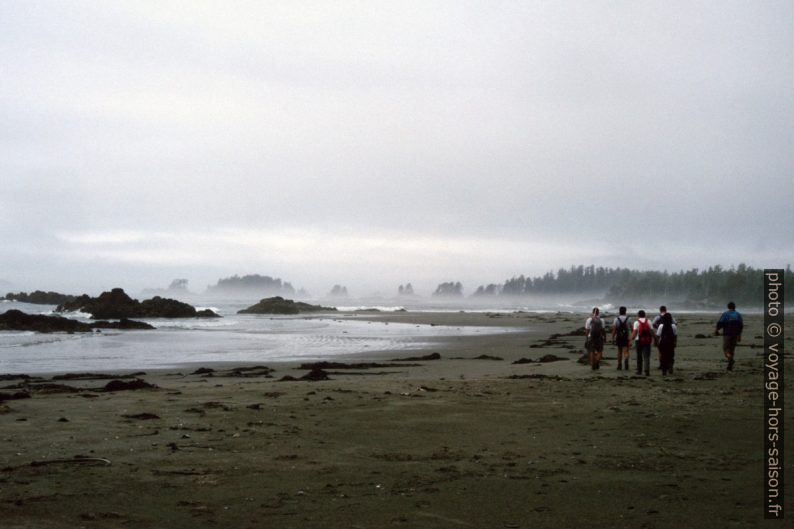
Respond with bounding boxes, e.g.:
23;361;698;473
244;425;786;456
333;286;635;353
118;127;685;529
0;309;154;333
57;289;137;318
138;296;210;318
4;291;77;305
0;310;94;333
91;319;155;330
102;378;156;392
390;352;442;361
238;296;336;315
56;288;220;319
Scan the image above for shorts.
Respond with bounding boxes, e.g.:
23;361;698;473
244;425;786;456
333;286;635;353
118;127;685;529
587;337;604;353
723;335;739;354
616;336;629;348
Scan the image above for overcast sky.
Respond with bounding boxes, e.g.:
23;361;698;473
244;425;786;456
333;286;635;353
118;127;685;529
2;1;792;296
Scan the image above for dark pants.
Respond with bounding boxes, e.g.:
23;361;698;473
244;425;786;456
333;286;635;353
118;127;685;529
659;344;675;373
636;344;651;375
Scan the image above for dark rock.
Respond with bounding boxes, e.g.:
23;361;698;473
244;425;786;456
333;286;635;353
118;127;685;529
505;374;570;381
57;289;138;319
298;361;415;370
512;354;568;364
191;367;215;375
0;374;34;381
56;288;219;319
4;290;77;305
121;413;160;420
472;354;503;361
238;296;336;315
227;366;274;377
52;372;145;381
390;352;441;361
0;391;31;402
280;369;331;381
512;357;534;364
300;368;331;381
139;296;216;318
102;378;156;392
91;319;155;330
0;310;93;333
538;354;567;363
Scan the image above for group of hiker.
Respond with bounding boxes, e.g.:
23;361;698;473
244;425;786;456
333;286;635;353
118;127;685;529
584;302;744;375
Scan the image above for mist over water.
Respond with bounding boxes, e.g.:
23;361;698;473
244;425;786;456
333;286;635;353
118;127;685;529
0;299;518;374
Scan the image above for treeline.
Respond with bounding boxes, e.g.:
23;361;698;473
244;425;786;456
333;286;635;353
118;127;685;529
472;264;791;306
433;282;463;297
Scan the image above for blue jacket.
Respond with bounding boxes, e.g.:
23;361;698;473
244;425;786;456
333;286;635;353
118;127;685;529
717;310;744;336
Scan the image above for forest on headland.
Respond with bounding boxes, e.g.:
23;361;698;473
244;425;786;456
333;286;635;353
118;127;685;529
471;264;791;307
4;264;788;308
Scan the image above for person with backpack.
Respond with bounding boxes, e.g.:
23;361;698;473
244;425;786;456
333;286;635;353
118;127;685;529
656;312;677;375
629;309;654;376
611;306;631;371
652;306;677;370
716;301;743;371
585;307;606;370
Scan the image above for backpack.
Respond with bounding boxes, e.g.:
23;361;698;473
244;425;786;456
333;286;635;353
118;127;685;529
659;322;676;348
589;317;603;339
616;317;630;341
637;319;653;346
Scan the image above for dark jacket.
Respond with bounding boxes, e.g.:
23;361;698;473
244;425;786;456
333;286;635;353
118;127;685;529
717;310;743;336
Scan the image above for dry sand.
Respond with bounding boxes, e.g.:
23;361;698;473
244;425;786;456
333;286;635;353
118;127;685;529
0;311;790;528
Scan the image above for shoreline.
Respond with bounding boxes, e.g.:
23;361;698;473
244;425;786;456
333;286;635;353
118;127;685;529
1;311;788;528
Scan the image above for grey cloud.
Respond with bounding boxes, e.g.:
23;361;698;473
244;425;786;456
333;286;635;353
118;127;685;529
1;1;792;293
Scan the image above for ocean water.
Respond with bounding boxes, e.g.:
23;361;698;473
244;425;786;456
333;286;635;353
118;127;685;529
0;300;518;374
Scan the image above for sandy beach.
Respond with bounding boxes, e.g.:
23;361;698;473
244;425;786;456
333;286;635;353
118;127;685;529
0;311;789;528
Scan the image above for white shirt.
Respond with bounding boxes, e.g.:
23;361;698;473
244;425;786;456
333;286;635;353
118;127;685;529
613;315;630;329
656;323;678;337
652;313;678;328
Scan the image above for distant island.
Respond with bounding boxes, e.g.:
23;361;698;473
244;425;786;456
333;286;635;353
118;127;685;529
433;281;463;297
141;278;191;297
206;274;296;296
397;283;415;296
57;288;220;319
4;290;77;305
327;285;348;298
238;297;336;315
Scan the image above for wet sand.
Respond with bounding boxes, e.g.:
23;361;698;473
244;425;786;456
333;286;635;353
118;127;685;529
0;311;789;528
